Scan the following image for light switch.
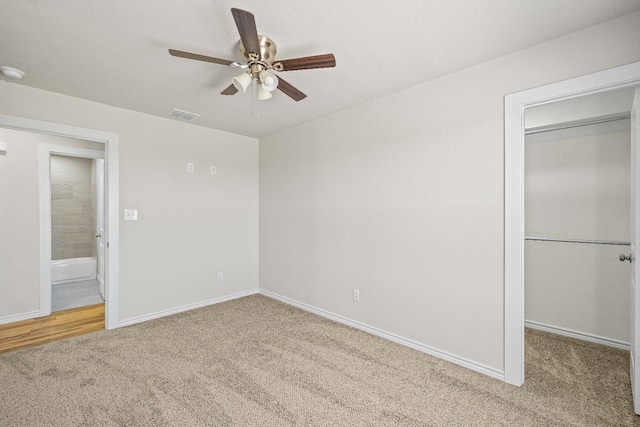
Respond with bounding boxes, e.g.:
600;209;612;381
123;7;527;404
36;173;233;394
124;209;138;221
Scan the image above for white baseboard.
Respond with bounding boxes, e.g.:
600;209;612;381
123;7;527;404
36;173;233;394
0;309;42;325
525;320;630;351
118;289;259;328
260;289;505;382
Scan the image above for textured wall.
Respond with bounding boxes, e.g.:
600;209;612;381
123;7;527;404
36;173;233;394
50;155;96;260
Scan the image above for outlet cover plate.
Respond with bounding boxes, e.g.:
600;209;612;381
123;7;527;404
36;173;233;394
124;209;138;220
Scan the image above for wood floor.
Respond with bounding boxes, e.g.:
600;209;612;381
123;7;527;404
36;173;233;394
0;303;104;354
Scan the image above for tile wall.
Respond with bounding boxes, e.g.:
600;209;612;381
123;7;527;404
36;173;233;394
51;155;97;260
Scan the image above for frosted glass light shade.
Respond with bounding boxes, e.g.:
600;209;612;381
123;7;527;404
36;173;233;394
232;72;252;93
257;84;273;100
259;71;279;92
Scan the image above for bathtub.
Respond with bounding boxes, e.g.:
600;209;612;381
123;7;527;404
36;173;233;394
51;257;97;285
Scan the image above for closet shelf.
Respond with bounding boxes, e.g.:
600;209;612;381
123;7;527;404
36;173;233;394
525;236;630;246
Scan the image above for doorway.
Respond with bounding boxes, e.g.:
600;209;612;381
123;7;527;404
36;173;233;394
523;93;633;350
505;62;640;395
49;151;106;312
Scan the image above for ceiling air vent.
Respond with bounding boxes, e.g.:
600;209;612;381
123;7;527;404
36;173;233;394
168;109;200;121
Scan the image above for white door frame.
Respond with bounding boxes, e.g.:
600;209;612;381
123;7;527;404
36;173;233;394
0;114;120;330
96;158;106;298
630;89;640;413
504;61;640;386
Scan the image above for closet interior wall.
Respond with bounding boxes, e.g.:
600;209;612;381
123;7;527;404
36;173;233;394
524;119;631;345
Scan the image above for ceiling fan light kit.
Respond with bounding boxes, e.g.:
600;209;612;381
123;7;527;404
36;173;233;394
259;71;278;92
169;8;336;102
232;72;253;93
256;84;273;101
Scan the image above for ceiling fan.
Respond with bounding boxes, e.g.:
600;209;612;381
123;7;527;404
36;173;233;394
169;7;336;102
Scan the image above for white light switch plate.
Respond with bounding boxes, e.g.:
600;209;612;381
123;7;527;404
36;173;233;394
124;209;138;220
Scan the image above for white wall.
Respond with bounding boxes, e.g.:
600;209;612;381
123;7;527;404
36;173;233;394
0;84;259;323
259;12;640;373
525;123;631;344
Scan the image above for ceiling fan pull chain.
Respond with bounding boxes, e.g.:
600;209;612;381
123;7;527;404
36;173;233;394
251;78;259;118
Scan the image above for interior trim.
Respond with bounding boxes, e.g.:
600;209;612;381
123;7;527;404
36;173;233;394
260;289;504;381
118;289;259;327
0;310;41;326
525;320;630;351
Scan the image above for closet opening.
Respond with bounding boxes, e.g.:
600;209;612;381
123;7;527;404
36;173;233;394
524;92;633;350
504;62;640;392
522;93;633;403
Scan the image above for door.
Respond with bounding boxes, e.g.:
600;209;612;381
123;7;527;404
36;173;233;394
631;88;640;414
96;159;105;299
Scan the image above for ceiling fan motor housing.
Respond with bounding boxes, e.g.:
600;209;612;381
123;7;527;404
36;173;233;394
239;35;277;67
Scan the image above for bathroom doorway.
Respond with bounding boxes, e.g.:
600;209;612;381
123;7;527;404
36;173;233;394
50;152;105;312
38;141;108;319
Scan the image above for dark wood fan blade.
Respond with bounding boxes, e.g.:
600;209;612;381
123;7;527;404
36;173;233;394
275;54;336;71
277;77;307;101
169;49;234;66
221;84;239;95
231;8;261;60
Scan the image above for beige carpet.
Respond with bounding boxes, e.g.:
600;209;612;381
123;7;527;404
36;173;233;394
0;295;638;426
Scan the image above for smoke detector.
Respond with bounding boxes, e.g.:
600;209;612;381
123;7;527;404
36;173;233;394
1;66;25;80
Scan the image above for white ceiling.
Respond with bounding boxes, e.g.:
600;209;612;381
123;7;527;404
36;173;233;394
2;0;640;138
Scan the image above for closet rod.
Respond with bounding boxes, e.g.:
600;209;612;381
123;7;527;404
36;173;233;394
525;236;630;246
524;113;630;136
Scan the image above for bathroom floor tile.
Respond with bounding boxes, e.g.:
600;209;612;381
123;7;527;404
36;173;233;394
52;280;104;312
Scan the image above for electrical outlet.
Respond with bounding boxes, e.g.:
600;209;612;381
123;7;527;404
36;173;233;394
217;272;223;282
187;162;194;173
210;166;217;175
124;209;138;221
353;289;360;302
